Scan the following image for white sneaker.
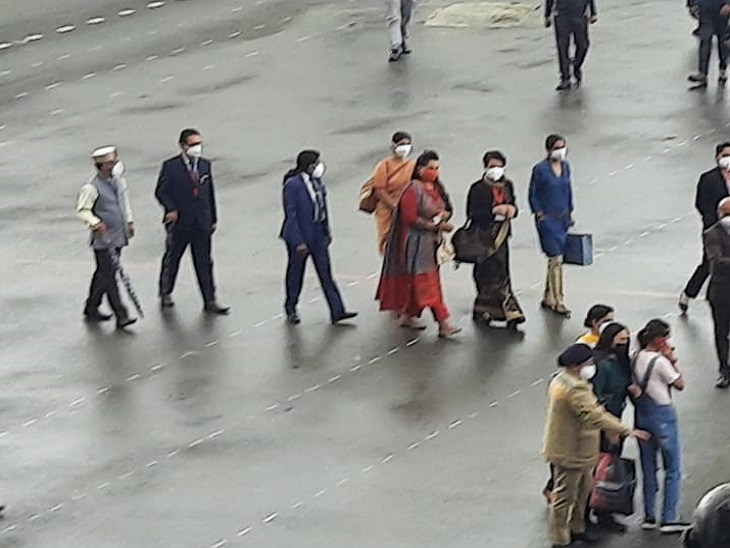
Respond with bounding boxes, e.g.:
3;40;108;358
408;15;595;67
641;519;658;530
660;521;691;534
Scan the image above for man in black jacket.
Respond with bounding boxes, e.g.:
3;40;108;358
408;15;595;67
680;142;730;314
545;0;597;90
155;129;229;314
704;197;730;389
687;0;729;87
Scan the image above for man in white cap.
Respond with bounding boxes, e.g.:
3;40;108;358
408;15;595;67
76;146;137;329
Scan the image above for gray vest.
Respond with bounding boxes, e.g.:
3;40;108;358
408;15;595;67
90;175;128;250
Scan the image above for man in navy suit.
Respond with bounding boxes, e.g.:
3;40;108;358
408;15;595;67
280;150;358;325
155;129;229;314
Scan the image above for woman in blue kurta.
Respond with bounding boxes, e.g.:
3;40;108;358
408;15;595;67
529;134;574;317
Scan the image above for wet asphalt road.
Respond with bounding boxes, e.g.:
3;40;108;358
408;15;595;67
0;0;729;546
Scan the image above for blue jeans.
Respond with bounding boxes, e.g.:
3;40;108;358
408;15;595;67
635;402;681;523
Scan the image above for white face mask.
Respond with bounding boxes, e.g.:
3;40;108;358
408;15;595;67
186;144;203;159
312;162;325;179
580;364;597;380
394;144;413;159
550;147;567;161
111;160;125;179
719;156;730;171
485;167;505;181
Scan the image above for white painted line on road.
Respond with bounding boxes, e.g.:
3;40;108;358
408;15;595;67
645;155;652;161
82;72;96;80
89;45;103;52
530;378;545;387
188;438;204;449
232;6;244;12
296;35;311;42
314;489;326;498
254;24;266;30
201;39;214;46
159;76;174;84
167;449;180;458
677;140;688;147
0;43;12;51
146;460;158;467
113;63;127;71
347;281;359;286
426;431;440;440
609;170;617;176
45;411;57;418
237;527;253;536
150;363;165;372
368;356;381;364
382;454;394;463
287;394;301;401
51;109;64;116
407;441;420;450
0;70;10;77
366;272;378;279
508;390;521;398
229;31;242;39
70;398;84;407
262;512;278;524
49;504;63;512
349;364;361;372
171;47;186;55
230;328;243;337
146;55;159;61
20;34;44;44
405;338;419;347
56;25;76;34
624;163;634;169
57;54;71;61
328;374;341;383
119;9;136;16
1;525;17;534
305;384;321;393
254;319;268;327
281;16;293;23
207;429;224;439
387;347;399;355
204;340;219;347
119;471;134;480
693;134;702;140
97;386;110;394
212;541;227;548
23;419;37;427
639;231;650;237
15;92;28;99
309;296;320;303
362;464;375;472
126;373;140;382
97;482;110;490
147;1;166;8
246;51;260;58
87;17;106;25
180;351;198;359
265;404;279;411
489;401;499;408
111;91;123;98
28;514;40;521
448;419;463;429
337;477;350;486
203;65;214;70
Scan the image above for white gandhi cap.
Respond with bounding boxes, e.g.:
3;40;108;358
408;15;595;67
91;145;117;158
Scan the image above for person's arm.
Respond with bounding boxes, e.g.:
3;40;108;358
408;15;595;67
154;163;177;214
545;0;555;19
76;184;102;228
566;163;574;214
372;161;395;209
208;162;218;228
590;364;608;403
589;0;597;18
506;180;519;218
528;166;544;217
704;229;730;274
120;177;134;223
656;352;686;391
283;181;305;247
400;185;439;231
569;386;631;435
695;174;709;223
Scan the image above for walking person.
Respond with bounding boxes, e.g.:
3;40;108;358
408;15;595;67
529;134;575;318
633;319;690;534
76;146;137;330
280;150;358;325
543;343;648;548
385;0;414;62
687;0;729;87
466;150;525;329
545;0;597;90
679;142;730;314
371;131;416;255
376;150;461;337
155;129;229;315
590;322;642;533
703;197;730;388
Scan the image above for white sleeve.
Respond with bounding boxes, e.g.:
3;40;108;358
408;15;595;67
120;177;134;223
655;357;681;385
76;184;100;227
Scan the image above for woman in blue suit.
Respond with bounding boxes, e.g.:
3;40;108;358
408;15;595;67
529;134;574;317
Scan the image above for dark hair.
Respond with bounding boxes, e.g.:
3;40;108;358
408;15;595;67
482;150;507;168
595;322;630;372
411;150;453;213
637;319;670;349
179;128;201;145
282;149;320;185
545;134;565;151
583;304;614;328
392;131;412;144
716;141;730;156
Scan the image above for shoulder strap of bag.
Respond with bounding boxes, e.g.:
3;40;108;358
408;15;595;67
633;355;660;393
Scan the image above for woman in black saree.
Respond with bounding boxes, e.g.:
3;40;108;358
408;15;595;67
466;150;525;329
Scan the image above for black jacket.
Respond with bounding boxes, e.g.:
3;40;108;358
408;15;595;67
154;155;217;232
705;223;730;302
545;0;596;18
695;167;729;229
466;178;518;232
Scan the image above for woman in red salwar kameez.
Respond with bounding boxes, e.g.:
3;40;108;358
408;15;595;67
376;150;461;338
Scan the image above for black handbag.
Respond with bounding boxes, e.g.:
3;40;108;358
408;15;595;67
452;219;508;264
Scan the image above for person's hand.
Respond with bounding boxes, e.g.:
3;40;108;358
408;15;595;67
127;223;135;237
164;210;179;224
661;345;678;364
628;383;642;399
439;222;455;233
589;15;598;23
211;223;217;234
630;429;652;441
569;214;576;227
504;205;517;219
492;205;508;216
296;244;309;257
94;222;108;234
535;211;546;221
545;16;552;27
606;431;621;445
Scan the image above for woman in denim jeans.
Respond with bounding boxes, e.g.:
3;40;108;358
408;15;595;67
633;319;690;534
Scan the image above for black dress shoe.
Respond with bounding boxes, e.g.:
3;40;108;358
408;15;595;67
160;295;174;308
204;302;231;315
715;375;730;389
286;312;301;325
84;310;113;322
573;529;601;543
332;311;358;324
556;80;571;91
116;317;137;330
401;41;412;54
388;47;402;62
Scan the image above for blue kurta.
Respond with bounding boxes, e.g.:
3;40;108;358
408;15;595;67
529;159;573;257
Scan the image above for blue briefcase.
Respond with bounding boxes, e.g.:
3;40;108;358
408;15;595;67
564;233;593;266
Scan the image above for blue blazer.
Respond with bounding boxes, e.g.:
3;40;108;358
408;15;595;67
154;155;217;232
280;173;331;247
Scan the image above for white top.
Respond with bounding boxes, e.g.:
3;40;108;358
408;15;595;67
300;172;321;221
633;350;680;406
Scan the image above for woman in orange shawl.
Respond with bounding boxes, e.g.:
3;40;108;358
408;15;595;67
376;150;461;338
372;131;416;254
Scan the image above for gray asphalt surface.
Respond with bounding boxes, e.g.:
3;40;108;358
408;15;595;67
0;0;728;546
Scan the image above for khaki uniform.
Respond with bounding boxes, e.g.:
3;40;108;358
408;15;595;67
542;371;630;546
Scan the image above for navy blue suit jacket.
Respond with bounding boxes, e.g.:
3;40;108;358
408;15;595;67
154;155;217;232
280;174;331;247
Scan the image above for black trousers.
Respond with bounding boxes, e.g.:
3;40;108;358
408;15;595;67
85;249;128;319
683;250;710;298
709;297;730;377
159;226;216;304
698;15;728;74
554;15;590;82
